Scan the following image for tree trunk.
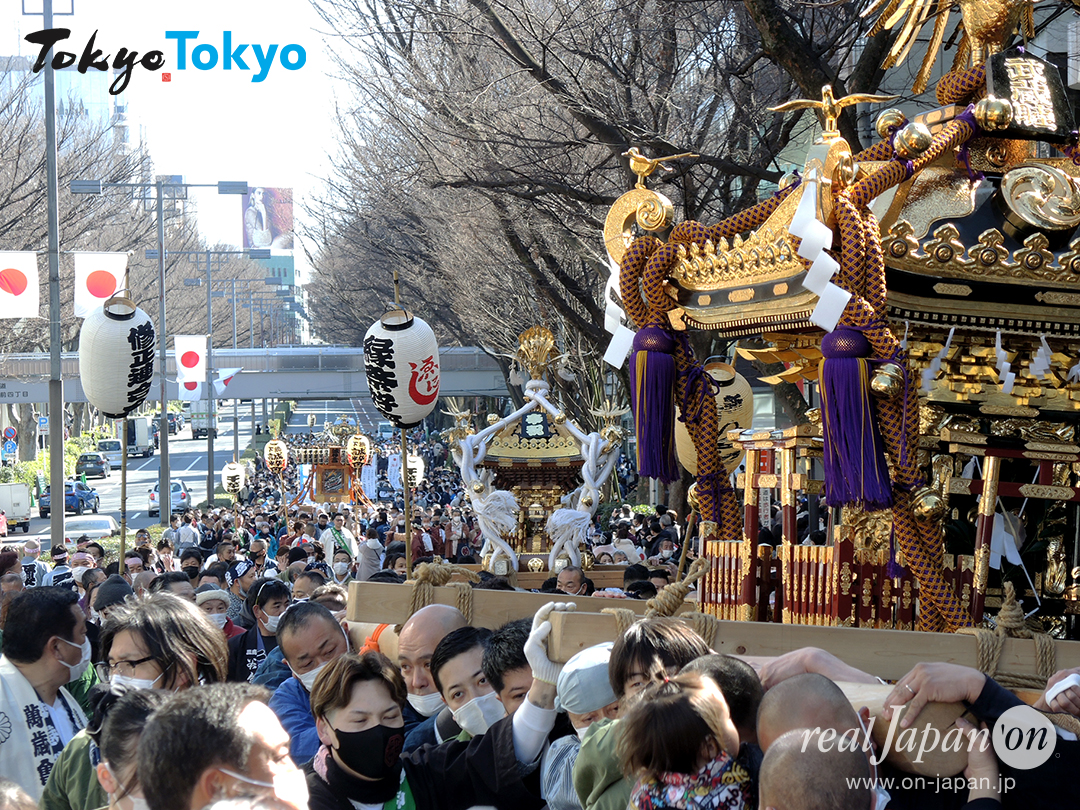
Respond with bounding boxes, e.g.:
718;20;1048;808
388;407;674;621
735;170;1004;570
8;403;37;462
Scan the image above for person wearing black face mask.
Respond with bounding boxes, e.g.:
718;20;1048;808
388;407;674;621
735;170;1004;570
306;602;572;810
179;550;203;583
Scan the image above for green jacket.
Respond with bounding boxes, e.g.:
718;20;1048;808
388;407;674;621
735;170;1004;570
572;718;632;810
41;730;107;810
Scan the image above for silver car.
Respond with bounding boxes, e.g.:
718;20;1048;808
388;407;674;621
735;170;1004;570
148;480;191;517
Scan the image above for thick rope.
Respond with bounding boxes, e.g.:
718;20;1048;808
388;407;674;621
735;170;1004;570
405;563;480;626
646;557;710;618
602;607;638;637
685;611;721;650
936;64;986;107
825;115;983;633
957;583;1057;690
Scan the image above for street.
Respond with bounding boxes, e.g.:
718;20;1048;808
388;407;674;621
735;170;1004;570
1;398;378;545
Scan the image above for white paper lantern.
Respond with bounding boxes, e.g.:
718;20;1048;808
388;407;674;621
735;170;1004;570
398;454;425;489
78;295;156;419
346;434;372;467
363;309;440;428
264;439;289;473
221;462;246;494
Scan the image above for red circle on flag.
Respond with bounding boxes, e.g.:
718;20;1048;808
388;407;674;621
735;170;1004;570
181;351;200;368
0;268;27;296
184;381;198;391
86;270;116;298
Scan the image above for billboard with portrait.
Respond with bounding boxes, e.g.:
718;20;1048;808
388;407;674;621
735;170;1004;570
241;187;294;251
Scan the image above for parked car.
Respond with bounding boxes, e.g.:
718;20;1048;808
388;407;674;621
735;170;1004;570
148;480;190;517
75;452;110;479
62;515;120;544
39;480;100;518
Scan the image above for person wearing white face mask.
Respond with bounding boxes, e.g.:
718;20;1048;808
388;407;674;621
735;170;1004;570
270;601;352;764
227;579;291;683
196;586;246;639
396;604;469;749
330;550;355;587
541;643;620;810
429;626;503;739
0;587;89;801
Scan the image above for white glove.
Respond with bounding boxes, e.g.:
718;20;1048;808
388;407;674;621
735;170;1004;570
525;601;575;685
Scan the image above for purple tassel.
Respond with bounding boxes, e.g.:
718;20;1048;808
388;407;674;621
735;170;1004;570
886;526;906;579
818;329;893;510
628;326;679;483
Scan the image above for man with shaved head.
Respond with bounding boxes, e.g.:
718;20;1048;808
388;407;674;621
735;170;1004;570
759;729;871;810
757;673;861;752
397;603;468;748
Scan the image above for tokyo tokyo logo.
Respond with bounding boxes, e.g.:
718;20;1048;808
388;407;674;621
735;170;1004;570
25;28;306;95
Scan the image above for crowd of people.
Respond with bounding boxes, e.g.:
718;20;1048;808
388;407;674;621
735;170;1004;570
0;446;1077;810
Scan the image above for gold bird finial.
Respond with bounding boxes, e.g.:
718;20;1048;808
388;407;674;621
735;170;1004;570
623;147;698;189
769;84;899;139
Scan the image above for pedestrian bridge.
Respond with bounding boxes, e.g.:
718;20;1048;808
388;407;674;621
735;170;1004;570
0;346;509;403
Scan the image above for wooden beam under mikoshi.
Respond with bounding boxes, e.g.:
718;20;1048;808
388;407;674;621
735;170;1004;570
545;609;1080;683
345;580;650;629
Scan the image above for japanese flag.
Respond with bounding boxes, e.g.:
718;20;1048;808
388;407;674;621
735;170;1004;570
214;367;242;396
174;335;208;383
74;252;126;319
178;380;203;401
0;252;40;319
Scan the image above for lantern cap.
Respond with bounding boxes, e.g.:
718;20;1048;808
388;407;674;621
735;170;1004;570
103;294;138;322
380;308;414;331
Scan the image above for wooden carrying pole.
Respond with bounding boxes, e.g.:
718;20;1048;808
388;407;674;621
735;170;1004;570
544;609;1080;683
346;580;649;629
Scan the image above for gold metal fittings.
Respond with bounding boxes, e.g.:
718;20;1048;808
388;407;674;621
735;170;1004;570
870;362;905;399
875;108;907;139
894;122;933;160
973;96;1014;132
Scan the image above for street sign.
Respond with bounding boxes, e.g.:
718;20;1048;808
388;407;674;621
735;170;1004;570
37;416;47;432
3;427;15;440
3;441;16;456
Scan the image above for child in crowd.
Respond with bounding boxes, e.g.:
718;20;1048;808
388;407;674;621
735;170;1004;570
619;673;749;810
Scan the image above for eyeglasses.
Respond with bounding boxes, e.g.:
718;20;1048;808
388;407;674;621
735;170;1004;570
97;655;155;680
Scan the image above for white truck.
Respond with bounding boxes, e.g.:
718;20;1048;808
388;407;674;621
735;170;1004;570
0;482;31;534
126;415;155;458
190;400;218;440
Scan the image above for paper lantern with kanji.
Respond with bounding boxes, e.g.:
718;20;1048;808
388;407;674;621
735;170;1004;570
363;310;440;428
221;462;246;494
674;362;754;475
346;434;372;467
78;295;156;419
263;439;288;473
398;453;425;489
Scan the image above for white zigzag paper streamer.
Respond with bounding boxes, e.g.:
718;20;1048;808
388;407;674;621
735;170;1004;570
789;171;847;332
994;330;1014;394
1030;335;1053;380
920;327;955;392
